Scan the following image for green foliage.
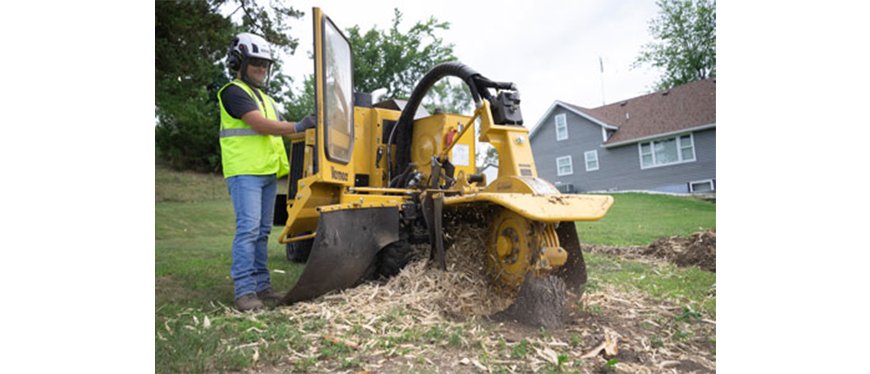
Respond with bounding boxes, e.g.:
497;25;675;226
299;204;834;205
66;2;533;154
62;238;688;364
422;78;474;115
346;9;456;99
448;329;464;347
579;193;715;246
155;0;303;172
344;8;474;115
285;9;472;124
281;74;316;121
569;334;583;348
650;335;665;348
511;339;529;358
676;306;703;322
673;329;691;341
633;0;716;91
480;146;499;168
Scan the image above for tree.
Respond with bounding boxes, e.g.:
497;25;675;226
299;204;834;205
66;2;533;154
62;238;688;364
346;9;456;98
633;0;716;91
281;75;316;121
155;0;302;172
480;147;498;168
422;78;474;115
283;9;474;122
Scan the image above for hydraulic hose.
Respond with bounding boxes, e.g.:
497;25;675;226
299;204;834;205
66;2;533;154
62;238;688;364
388;62;492;187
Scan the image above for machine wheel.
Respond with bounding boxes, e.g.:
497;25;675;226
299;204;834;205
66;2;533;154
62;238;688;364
377;238;413;278
286;238;313;263
486;208;540;291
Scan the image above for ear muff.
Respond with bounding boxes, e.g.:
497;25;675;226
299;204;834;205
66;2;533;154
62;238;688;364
227;37;244;71
227;50;242;71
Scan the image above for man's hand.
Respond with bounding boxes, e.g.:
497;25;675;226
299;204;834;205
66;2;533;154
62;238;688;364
294;115;317;133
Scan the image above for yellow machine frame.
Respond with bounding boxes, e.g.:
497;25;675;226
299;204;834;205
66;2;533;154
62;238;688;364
276;7;612;304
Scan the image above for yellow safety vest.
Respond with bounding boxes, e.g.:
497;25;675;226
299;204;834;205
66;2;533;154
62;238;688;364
217;80;289;178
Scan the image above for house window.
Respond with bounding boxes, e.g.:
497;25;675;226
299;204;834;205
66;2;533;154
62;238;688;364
555;113;568;141
639;133;696;169
584;150;599;171
689;179;715;192
601;128;615;142
556;155;573;176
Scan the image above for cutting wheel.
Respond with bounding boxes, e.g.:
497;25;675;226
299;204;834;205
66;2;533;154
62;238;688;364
486;208;541;290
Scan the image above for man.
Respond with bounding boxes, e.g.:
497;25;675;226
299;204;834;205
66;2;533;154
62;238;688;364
218;32;315;311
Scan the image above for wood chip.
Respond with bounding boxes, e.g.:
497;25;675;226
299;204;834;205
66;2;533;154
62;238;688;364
323;335;360;350
581;341;606;358
536;347;559;364
471;358;487;371
581;329;619;358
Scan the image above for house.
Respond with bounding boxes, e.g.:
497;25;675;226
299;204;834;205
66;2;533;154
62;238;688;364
528;79;715;194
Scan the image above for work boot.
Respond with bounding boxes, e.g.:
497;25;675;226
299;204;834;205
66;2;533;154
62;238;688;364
257;287;283;302
234;293;264;312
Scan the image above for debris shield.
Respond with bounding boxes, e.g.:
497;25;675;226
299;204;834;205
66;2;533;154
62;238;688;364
280;207;399;305
553;221;588;301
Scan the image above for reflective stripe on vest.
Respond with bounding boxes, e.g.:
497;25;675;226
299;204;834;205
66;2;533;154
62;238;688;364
219;128;260;138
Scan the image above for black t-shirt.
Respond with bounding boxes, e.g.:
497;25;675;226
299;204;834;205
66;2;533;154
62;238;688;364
220;84;267;119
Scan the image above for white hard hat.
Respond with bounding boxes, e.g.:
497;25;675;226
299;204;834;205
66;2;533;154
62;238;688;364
227;32;274;71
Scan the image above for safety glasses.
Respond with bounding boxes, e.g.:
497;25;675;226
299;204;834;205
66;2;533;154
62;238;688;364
248;58;271;68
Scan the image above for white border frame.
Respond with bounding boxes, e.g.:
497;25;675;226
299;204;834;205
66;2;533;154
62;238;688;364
556;155;573;176
584;150;599;171
638;132;697;170
555;113;568;141
689;178;715;192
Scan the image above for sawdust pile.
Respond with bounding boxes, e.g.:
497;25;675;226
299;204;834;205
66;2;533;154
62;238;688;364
255;224;717;372
281;223;514;323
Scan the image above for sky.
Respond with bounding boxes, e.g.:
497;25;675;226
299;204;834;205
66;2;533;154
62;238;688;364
252;0;663;133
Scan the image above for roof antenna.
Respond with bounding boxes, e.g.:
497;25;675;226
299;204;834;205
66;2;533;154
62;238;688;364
599;56;606;106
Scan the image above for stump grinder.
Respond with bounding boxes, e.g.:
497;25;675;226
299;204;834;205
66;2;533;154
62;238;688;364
274;8;613;314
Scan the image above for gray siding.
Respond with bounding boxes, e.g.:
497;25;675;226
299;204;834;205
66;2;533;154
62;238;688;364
530;106;716;193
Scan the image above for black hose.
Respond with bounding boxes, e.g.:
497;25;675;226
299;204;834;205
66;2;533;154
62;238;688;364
388;62;490;187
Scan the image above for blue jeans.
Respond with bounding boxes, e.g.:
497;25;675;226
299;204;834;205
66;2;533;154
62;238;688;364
226;174;277;299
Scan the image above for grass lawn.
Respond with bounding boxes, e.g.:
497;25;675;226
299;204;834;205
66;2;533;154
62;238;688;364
155;166;304;311
578;192;716;246
155;166;716;372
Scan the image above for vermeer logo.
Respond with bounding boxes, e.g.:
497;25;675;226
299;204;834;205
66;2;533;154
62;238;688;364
331;167;348;181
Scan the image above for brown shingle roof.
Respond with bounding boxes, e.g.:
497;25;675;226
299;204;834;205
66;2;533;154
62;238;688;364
566;79;716;145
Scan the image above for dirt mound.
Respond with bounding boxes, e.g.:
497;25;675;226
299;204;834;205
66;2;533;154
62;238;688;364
586;230;716;272
643;230;716;272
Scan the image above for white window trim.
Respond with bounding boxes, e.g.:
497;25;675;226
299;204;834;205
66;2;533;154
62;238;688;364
638;133;697;170
555;113;568;141
679;134;696;161
584;150;599;171
689;178;716;192
556;155;573;176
